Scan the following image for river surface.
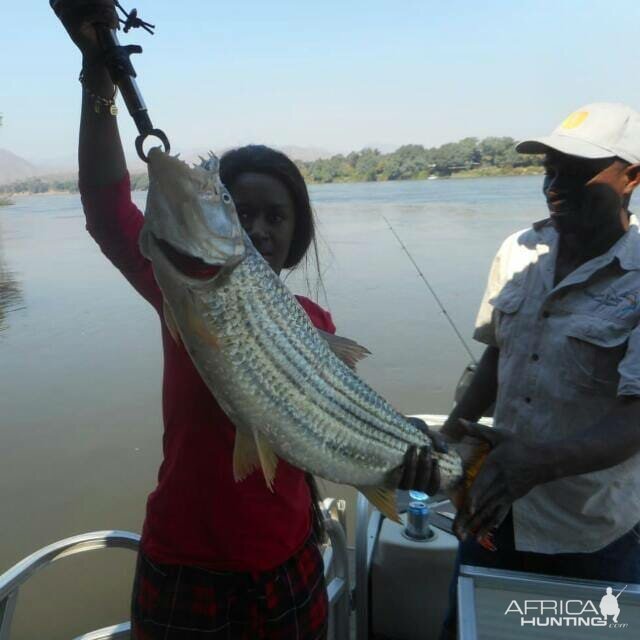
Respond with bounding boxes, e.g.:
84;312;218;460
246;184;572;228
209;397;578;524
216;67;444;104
0;175;545;638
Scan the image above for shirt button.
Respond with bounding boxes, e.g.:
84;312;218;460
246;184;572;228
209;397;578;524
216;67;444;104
525;396;532;404
542;311;550;318
532;353;540;361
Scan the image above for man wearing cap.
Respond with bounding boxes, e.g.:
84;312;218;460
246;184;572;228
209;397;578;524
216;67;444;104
439;103;640;638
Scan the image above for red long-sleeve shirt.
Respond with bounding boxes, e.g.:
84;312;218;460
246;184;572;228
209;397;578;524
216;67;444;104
80;174;336;571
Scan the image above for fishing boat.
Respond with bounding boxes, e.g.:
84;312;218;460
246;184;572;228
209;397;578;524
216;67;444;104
0;497;351;640
3;413;640;639
0;410;462;640
10;10;640;638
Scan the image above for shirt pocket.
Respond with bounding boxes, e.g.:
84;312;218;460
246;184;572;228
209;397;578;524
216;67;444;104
490;281;525;353
562;316;631;396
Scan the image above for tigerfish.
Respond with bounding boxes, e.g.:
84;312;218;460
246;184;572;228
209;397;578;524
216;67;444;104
139;148;488;521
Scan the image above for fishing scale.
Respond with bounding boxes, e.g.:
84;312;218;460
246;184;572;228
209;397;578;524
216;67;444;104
50;0;170;161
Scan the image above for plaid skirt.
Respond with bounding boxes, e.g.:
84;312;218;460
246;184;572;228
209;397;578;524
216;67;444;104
131;536;328;639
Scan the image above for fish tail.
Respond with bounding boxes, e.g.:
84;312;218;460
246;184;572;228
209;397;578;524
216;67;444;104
447;441;498;550
477;532;497;552
449;441;491;510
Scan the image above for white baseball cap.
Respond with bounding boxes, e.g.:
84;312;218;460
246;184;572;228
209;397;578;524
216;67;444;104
516;103;640;164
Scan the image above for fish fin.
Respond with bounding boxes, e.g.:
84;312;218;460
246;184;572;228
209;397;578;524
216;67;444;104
358;487;401;523
449;438;491;509
254;430;279;492
162;299;181;346
232;429;261;482
318;329;372;371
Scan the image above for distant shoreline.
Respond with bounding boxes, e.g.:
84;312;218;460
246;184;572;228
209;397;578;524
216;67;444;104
308;166;544;184
1;168;544;197
1;136;544;195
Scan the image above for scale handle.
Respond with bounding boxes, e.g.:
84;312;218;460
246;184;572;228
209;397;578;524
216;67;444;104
50;0;169;160
93;23;169;160
94;27;149;126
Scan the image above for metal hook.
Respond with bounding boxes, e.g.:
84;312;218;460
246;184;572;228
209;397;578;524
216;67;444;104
135;129;171;162
51;0;170;163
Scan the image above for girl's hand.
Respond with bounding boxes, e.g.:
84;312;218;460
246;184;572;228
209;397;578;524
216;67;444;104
51;0;119;60
398;417;449;495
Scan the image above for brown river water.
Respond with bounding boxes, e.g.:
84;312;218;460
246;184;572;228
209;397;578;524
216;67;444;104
0;176;544;638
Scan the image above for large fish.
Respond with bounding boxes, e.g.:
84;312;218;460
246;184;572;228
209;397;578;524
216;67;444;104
139;148;488;521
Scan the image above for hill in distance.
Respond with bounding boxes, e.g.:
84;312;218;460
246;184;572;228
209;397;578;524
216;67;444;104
0;144;334;186
0;149;39;185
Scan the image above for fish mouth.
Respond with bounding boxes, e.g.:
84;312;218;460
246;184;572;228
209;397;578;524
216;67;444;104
155;238;221;279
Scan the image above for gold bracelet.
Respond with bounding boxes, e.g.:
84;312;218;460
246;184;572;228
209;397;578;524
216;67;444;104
79;69;119;116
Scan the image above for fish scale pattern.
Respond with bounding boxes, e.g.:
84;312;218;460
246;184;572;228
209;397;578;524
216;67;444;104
142;149;464;489
191;239;463;487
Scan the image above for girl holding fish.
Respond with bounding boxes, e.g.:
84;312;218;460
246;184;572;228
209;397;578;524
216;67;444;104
53;2;440;637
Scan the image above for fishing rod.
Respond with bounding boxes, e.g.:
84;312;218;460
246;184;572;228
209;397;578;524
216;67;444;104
383;216;478;365
50;0;170;161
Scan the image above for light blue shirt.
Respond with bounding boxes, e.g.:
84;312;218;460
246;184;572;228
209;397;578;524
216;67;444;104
475;216;640;553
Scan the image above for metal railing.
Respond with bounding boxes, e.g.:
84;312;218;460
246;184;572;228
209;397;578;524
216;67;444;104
354;491;382;640
321;498;351;640
0;505;351;640
0;530;140;640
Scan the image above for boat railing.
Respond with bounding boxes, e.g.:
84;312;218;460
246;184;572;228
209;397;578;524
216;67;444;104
0;504;351;640
0;530;139;640
322;497;350;639
355;490;382;640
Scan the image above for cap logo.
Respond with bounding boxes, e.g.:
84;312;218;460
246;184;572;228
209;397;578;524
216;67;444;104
561;111;589;130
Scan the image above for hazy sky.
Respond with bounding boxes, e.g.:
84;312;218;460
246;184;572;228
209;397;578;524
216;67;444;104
3;0;640;164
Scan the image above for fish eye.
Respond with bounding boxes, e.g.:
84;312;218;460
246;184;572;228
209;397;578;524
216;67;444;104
222;193;231;204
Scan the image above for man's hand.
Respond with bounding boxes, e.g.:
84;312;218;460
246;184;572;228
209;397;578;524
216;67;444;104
440;416;469;443
453;419;554;541
398;417;449;495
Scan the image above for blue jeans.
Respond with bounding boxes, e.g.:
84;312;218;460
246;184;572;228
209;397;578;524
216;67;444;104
439;511;640;639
